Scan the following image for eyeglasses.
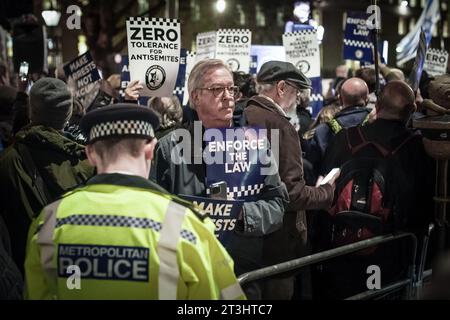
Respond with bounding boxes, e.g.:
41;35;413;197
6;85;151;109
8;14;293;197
285;81;301;97
197;86;240;98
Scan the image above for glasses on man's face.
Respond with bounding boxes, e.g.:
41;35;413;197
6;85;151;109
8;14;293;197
197;86;240;98
285;81;301;97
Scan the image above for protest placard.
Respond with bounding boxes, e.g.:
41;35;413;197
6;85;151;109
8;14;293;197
215;29;252;73
119;54;149;106
179;194;243;248
343;11;374;63
424;48;449;76
204;127;270;201
195;31;216;62
63;51;101;109
283;28;320;78
126;17;181;97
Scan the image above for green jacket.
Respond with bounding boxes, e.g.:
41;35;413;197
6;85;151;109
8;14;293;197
0;125;94;273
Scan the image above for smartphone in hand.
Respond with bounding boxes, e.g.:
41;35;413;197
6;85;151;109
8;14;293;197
19;61;29;81
209;181;228;200
319;168;341;186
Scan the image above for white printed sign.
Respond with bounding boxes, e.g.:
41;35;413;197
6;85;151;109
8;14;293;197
126;17;181;97
215;29;252;73
195;31;216;62
424;48;449;77
283;29;320;78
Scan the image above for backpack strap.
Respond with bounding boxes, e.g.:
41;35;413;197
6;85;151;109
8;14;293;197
346;126;390;157
391;131;420;155
15;143;52;206
327;118;343;135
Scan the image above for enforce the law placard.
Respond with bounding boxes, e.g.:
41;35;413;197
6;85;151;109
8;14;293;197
126;17;181;97
215;29;252;73
283;28;320;78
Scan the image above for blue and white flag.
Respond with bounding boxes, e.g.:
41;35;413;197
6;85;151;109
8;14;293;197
408;30;429;91
343;11;374;63
396;0;440;65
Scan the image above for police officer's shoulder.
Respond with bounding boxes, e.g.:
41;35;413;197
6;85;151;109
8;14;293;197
147;186;207;222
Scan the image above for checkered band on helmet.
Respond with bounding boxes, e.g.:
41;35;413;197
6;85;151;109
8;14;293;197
89;120;155;142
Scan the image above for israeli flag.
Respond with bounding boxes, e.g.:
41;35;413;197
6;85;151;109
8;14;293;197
396;0;440;65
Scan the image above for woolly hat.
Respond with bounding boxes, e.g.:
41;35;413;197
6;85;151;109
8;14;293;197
30;78;73;130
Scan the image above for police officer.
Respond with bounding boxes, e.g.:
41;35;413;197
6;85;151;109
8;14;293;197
24;103;245;300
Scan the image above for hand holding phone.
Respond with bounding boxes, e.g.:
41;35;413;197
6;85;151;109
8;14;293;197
19;61;29;81
209;181;228;200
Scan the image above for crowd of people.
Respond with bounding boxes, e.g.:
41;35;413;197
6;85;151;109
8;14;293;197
0;50;446;299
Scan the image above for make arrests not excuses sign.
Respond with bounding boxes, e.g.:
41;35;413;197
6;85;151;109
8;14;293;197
283;28;320;78
215;29;252;73
63;51;101;109
126;17;181;97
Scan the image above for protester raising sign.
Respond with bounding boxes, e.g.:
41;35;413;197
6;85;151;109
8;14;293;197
343;11;374;63
283;28;320;78
424;48;449;77
63;51;101;109
195;31;216;62
215;29;252;73
126;17;181;97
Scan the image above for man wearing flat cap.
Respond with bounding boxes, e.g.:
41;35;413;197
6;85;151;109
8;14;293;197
24;103;244;300
0;78;94;278
244;61;337;299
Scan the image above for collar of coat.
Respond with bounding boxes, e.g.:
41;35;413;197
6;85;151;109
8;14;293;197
15;125;86;157
246;95;290;119
87;173;168;193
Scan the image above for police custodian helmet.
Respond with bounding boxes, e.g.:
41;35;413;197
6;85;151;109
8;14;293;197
80;103;160;144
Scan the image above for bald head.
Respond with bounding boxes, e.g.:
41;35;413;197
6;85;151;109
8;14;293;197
376;80;416;121
340;77;369;108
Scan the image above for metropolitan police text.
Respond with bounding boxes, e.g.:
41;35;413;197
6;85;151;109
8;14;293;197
129;26;179;62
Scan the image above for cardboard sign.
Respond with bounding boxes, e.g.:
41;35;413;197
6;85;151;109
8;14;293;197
343;11;374;63
195;31;216;61
63;51;101;109
424;48;449;77
215;29;252;73
179;194;243;248
283;28;320;78
126;17;181;97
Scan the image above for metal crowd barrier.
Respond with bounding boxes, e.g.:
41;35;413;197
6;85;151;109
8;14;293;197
237;232;419;300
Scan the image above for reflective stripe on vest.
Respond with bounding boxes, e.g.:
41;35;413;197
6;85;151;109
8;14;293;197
36;199;62;299
158;200;187;300
220;282;245;300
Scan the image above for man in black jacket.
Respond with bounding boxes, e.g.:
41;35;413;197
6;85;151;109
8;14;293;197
317;80;434;299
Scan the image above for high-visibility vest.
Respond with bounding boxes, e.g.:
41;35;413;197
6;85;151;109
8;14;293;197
24;180;245;300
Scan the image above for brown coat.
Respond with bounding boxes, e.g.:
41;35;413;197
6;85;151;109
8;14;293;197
245;95;334;264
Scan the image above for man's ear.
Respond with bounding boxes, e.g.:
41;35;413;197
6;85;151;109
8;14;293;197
276;80;286;97
190;89;199;108
85;144;98;167
144;138;158;162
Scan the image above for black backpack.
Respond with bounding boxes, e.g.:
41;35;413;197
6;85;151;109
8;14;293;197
328;126;418;255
